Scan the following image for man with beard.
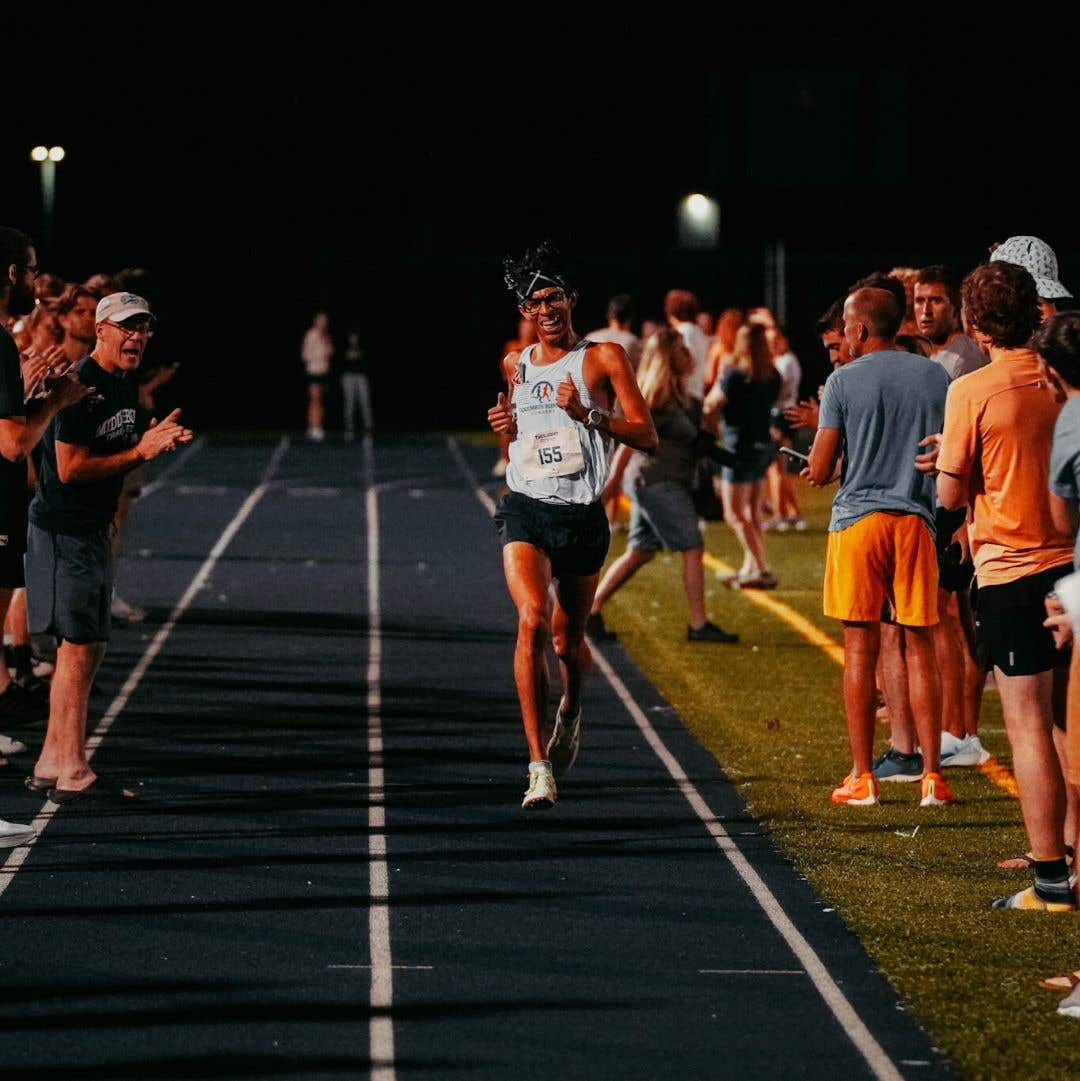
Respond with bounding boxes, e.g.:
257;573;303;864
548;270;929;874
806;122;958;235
0;227;91;846
487;243;656;809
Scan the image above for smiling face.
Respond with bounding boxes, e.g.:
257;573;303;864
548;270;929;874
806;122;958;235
913;281;958;346
93;316;153;373
519;285;575;344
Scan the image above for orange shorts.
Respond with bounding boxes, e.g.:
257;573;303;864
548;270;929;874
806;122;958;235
1067;645;1080;787
823;512;939;626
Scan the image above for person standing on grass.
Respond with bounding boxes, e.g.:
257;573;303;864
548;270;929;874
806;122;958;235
805;285;953;809
586;327;738;645
487;243;656;810
929;262;1075;910
26;292;193;806
704;323;781;590
1034;311;1080;1009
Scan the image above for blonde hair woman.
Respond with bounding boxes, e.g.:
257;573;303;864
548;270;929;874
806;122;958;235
704;323;781;589
587;328;738;643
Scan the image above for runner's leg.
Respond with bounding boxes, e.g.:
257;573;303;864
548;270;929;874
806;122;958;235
502;542;553;762
551;571;599;720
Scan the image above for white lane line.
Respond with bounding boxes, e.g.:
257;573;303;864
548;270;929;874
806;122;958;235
0;436;289;902
140;435;206;498
364;433;396;1081
698;969;805;975
447;436;906;1081
328;965;432;972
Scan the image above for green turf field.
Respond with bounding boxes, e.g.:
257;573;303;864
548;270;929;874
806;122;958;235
599;479;1080;1081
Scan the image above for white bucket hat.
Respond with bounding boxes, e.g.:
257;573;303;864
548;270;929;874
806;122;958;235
990;235;1072;299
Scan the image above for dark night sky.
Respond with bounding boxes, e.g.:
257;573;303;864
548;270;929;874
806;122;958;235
6;22;1078;433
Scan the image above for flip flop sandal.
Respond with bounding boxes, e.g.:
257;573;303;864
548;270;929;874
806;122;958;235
24;774;57;793
997;853;1035;870
998;845;1075;871
47;776;139;805
1039;970;1080;992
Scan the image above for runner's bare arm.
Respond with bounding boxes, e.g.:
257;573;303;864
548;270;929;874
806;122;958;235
486;351;519;437
936;470;968;511
562;342;656;451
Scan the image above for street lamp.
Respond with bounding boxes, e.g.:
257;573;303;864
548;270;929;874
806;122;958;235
30;145;65;252
677;192;720;249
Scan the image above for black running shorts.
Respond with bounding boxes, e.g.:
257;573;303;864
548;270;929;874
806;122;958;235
974;562;1073;678
494;491;610;579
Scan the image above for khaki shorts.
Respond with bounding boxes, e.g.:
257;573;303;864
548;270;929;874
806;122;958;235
824;511;939;627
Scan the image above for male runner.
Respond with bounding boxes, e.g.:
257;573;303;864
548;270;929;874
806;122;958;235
488;244;657;809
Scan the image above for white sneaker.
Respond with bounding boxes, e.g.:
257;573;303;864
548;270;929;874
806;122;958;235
941;733;989;768
307;427;325;443
547;708;581;779
0;733;27;756
0;818;35;849
522;762;557;809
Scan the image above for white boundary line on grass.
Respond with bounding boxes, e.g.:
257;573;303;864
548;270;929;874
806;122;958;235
446;436;906;1081
364;434;396;1081
0;436;289;902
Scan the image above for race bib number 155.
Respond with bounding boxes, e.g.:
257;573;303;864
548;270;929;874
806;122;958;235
519;427;585;481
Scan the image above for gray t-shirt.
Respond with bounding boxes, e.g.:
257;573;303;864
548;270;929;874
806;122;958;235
818;349;950;533
931;334;987;381
1049;395;1080;566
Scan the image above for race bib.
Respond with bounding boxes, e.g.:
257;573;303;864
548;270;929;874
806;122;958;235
519;427;585;480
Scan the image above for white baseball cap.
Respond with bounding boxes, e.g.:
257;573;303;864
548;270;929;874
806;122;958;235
990;235;1072;299
96;292;153;324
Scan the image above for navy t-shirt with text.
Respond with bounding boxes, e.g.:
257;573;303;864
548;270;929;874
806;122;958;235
30;357;148;535
0;329;30;544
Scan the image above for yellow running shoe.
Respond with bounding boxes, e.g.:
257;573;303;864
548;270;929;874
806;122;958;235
522;763;557;810
990;885;1076;912
919;772;955;807
830;771;879;806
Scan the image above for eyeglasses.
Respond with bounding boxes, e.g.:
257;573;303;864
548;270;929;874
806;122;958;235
23;263;41;280
519;289;568;315
103;318;156;338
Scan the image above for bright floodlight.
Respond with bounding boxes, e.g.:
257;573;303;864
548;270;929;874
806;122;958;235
48;146;66;162
31;146;48;162
677;193;720;249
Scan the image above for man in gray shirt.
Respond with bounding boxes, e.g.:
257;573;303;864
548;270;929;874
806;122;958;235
914;265;987;381
806;285;952;808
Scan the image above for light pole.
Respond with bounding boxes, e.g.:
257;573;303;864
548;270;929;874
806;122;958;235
30;145;65;253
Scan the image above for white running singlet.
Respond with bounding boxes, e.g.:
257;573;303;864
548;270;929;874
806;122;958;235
506;341;610;505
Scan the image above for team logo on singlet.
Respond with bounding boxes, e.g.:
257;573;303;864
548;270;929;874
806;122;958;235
532;381;554;403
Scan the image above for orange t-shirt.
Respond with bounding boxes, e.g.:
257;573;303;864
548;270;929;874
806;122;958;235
937;347;1073;586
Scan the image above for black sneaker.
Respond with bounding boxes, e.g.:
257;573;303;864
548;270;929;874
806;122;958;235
687;620;739;643
585;613;618;642
0;682;48;724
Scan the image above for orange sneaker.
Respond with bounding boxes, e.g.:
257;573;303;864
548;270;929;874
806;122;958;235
920;771;955;807
830;771;879;806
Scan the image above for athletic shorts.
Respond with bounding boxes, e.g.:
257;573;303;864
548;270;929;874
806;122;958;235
494;491;610;579
721;442;776;485
0;519;27;589
823;511;938;626
25;523;113;644
973;563;1072;677
628;480;701;553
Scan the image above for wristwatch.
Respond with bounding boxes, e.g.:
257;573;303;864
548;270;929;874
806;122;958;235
584;407;610;430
